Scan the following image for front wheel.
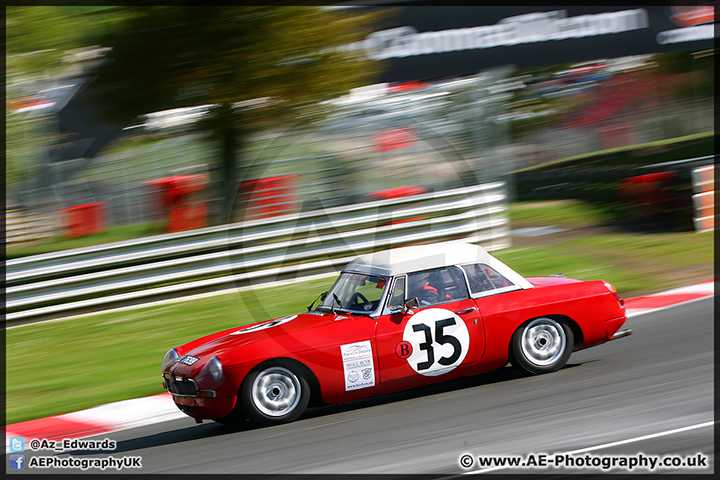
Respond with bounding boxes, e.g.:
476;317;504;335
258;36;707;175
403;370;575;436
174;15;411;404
242;364;310;426
510;317;573;375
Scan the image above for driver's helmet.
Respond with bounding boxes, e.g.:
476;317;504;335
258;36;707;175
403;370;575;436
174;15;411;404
408;271;430;296
424;270;442;296
409;270;441;302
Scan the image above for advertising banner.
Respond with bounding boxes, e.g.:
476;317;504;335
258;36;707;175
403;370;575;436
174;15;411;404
345;5;715;82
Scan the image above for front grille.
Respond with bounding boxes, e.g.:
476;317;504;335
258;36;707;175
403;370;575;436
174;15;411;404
164;374;199;397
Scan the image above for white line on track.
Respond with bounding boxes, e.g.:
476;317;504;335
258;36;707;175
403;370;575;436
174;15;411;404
466;420;714;474
563;421;715;455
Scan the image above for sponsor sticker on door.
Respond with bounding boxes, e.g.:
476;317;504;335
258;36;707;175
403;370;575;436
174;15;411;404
341;341;376;391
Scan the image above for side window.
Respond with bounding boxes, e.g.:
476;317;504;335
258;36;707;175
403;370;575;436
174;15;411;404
440;266;469;301
484;265;512;288
408;267;469;306
387;276;406;311
463;264;493;294
463;263;513;294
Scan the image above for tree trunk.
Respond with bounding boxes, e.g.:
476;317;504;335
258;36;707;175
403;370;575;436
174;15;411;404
221;125;237;223
217;103;245;224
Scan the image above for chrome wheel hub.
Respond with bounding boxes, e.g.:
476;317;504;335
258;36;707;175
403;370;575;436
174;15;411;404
521;318;566;366
251;367;301;417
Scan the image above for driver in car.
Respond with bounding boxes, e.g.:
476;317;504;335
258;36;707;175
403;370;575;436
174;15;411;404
408;271;441;306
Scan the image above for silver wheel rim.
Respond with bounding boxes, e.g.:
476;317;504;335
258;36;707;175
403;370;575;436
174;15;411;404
520;318;566;366
251;366;301;417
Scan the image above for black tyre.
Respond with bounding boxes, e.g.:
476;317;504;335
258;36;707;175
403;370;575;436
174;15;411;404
242;363;310;426
510;317;573;375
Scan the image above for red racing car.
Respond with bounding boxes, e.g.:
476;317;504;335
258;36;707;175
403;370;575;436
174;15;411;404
161;242;631;426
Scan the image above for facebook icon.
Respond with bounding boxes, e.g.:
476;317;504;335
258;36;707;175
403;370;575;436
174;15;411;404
9;454;25;470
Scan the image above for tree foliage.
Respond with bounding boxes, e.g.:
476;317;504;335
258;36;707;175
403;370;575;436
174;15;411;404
6;6;391;218
6;6;129;79
87;6;390;220
6;7;130;192
89;7;389;131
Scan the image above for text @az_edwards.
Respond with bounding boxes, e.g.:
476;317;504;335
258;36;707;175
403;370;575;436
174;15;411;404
23;437;116;453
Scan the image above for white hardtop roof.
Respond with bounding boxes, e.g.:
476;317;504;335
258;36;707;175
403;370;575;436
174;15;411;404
343;241;533;289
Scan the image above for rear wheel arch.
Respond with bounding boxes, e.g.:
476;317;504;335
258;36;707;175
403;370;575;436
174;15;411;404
548;314;583;351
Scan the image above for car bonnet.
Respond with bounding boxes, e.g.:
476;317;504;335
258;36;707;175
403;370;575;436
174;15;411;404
170;311;335;372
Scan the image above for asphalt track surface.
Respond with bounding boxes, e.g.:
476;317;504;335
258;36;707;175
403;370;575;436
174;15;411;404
20;297;714;475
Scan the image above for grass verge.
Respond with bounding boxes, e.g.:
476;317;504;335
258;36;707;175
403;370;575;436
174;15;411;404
495;232;713;297
508;200;619;227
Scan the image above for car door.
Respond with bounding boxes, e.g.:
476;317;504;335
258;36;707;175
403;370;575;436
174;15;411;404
460;262;528;364
375;266;486;393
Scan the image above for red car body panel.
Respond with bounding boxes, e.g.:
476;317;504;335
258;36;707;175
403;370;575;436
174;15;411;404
375;297;486;395
162;244;628;423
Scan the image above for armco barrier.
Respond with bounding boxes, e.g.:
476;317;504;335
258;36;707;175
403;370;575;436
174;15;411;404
692;165;713;232
6;182;510;324
5;209;55;245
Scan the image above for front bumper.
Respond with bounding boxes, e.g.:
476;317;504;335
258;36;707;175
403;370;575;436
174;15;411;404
162;373;236;422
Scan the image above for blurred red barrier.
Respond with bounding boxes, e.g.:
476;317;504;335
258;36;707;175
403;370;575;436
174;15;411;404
169;203;208;233
388;80;428;93
146;175;207;232
240;174;298;219
60;202;107;238
619;171;679;222
373;128;417;152
367;186;427;200
367;186;427;225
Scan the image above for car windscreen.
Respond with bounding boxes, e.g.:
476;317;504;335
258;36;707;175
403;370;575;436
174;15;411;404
317;273;387;314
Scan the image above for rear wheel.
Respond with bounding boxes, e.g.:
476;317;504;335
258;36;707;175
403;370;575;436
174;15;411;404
242;363;310;426
510;317;573;375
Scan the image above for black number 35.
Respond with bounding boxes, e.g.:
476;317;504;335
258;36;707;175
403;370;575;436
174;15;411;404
411;318;462;371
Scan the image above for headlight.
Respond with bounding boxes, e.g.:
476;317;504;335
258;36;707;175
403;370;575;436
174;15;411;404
199;356;224;385
161;348;180;372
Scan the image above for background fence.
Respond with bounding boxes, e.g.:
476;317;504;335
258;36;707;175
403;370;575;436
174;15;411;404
8;51;713;240
8;68;517;235
511;98;713;169
6;181;510;325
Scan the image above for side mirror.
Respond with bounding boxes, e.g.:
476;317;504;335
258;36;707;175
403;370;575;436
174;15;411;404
404;297;419;314
308;291;329;312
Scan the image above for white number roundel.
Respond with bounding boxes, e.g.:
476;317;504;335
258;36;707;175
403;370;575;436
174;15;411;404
402;308;469;377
